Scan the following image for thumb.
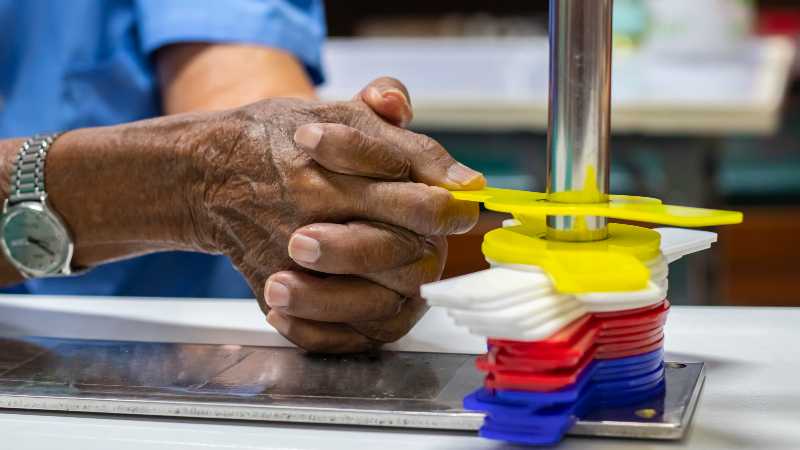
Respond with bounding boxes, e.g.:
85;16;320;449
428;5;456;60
352;77;413;128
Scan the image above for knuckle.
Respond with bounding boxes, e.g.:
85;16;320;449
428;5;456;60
389;226;426;262
452;201;481;234
395;271;429;299
424;192;479;236
417;135;440;154
418;135;448;161
308;101;359;124
361;136;409;180
287;170;339;217
227;105;267;129
384;294;406;318
427;235;449;263
380;145;411;180
402;246;448;294
413;188;453;235
341;101;375;127
352;129;376;159
394;157;412;180
413;135;459;176
361;290;404;321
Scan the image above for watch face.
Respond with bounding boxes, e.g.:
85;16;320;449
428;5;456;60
1;205;70;275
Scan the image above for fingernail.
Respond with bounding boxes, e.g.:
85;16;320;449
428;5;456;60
379;87;409;106
447;163;484;187
266;311;290;334
294;124;323;150
288;234;320;264
265;280;290;308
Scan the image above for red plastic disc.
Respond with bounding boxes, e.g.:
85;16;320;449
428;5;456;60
481;336;665;391
476;300;671;391
483;330;664;373
490;301;670;357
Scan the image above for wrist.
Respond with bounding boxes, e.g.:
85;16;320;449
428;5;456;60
0;138;27;201
0;138;29;282
40;116;206;267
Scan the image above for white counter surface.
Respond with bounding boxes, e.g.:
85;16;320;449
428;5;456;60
0;295;798;449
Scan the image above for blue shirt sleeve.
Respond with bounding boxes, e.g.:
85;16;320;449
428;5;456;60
134;0;326;84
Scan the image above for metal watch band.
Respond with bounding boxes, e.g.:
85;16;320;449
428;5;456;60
9;132;62;204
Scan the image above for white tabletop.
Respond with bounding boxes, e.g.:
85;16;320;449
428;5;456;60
0;295;798;449
318;36;795;135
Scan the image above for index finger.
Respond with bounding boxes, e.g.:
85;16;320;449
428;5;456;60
340;103;486;190
373;124;487;191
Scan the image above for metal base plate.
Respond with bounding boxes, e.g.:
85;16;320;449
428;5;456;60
0;337;703;440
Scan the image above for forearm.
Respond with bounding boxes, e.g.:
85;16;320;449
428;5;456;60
0;114;211;285
0;43;316;286
0;75;482;352
157;43;317;115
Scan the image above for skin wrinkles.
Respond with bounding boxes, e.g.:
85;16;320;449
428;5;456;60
359;236;448;298
0;75;483;354
294;222;426;275
169;96;476;350
298;124;411;181
244;84;477;352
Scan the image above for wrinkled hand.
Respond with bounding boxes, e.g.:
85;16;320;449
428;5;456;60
181;78;484;353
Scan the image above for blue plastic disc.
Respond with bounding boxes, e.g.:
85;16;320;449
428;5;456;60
464;350;668;446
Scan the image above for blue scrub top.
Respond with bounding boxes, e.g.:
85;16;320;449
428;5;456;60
0;0;326;298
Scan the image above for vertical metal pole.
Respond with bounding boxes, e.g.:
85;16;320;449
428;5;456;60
546;0;613;242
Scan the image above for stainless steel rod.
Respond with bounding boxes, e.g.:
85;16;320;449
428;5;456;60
546;0;613;242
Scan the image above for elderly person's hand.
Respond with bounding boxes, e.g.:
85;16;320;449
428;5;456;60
8;77;484;354
255;78;484;353
206;77;483;353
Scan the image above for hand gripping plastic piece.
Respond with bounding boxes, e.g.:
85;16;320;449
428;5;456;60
464;349;667;445
449;187;742;293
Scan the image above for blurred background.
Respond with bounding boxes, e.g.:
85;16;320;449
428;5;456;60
319;0;800;307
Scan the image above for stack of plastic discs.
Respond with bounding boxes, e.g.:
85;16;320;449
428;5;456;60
422;228;719;445
464;302;669;444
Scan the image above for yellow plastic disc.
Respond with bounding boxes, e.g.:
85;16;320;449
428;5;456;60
483;220;660;293
452;188;743;227
450;185;743;293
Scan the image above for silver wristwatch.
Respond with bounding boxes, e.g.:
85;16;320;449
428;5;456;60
0;132;74;278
